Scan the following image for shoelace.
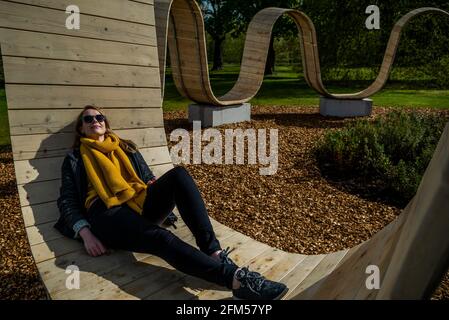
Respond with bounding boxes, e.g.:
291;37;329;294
164;213;178;229
236;267;266;295
219;247;235;265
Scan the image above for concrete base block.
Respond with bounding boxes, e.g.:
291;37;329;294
320;97;373;117
188;103;251;127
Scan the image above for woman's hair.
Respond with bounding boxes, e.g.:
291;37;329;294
73;105;138;153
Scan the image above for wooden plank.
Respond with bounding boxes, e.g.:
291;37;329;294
44;222;194;297
23;201;59;227
0;29;158;66
3;57;161;87
287;249;349;299
179;18;204;35
55;256;176;299
39;209;187;285
167;20;197;33
131;0;154;5
10;0;155;25
262;253;307;283
148;162;174;177
8;108;164;135
53;221;231;299
31;236;84;264
5;85;161;110
14;146;171;184
18;179;61;207
40;249;151;284
0;1;156;46
18;163;173;207
279;254;326;299
34;210;186;272
11;127;167;161
27;220;64;246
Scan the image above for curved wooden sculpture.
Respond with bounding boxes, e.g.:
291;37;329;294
1;0;448;299
156;0;449;104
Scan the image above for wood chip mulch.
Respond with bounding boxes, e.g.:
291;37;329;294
0;146;47;299
0;105;447;299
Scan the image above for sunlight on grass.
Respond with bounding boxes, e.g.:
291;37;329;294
162;64;449;111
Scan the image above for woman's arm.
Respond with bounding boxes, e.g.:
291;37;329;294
56;155;91;239
134;150;156;184
57;156;107;256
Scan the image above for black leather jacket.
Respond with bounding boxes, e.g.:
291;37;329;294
54;148;175;239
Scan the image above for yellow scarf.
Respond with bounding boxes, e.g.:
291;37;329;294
80;133;147;214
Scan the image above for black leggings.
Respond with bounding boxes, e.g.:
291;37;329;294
85;166;237;289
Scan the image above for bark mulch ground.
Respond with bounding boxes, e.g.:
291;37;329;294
0;105;447;299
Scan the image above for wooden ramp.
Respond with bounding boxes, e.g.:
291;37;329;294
155;0;449;104
1;0;449;299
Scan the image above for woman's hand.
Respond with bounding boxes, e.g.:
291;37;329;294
147;176;157;186
79;227;107;257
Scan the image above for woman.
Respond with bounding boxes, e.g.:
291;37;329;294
55;105;288;300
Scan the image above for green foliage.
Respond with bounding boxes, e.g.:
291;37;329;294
426;54;449;89
315;111;448;205
0;53;3;89
223;34;245;64
0;89;10;146
274;36;302;69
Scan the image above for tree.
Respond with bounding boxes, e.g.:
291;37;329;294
197;0;238;70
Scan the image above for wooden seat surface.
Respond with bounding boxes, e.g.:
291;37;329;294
1;0;449;299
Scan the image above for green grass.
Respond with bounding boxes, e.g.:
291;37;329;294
370;89;449;109
162;64;449;111
0;89;10;147
0;64;448;145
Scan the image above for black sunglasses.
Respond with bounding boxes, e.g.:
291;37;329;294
82;114;106;124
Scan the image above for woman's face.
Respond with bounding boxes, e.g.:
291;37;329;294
80;109;106;140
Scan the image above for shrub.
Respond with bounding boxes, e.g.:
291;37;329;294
315;111;448;206
425;54;449;89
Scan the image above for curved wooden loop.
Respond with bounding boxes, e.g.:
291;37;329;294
156;1;449;104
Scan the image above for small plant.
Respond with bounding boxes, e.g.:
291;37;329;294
315;110;448;206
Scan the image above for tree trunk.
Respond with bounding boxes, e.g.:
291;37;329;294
212;37;224;71
265;36;275;75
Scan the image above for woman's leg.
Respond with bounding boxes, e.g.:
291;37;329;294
86;200;237;289
143;166;221;256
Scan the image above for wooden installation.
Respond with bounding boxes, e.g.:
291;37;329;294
156;0;449;104
1;0;448;299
